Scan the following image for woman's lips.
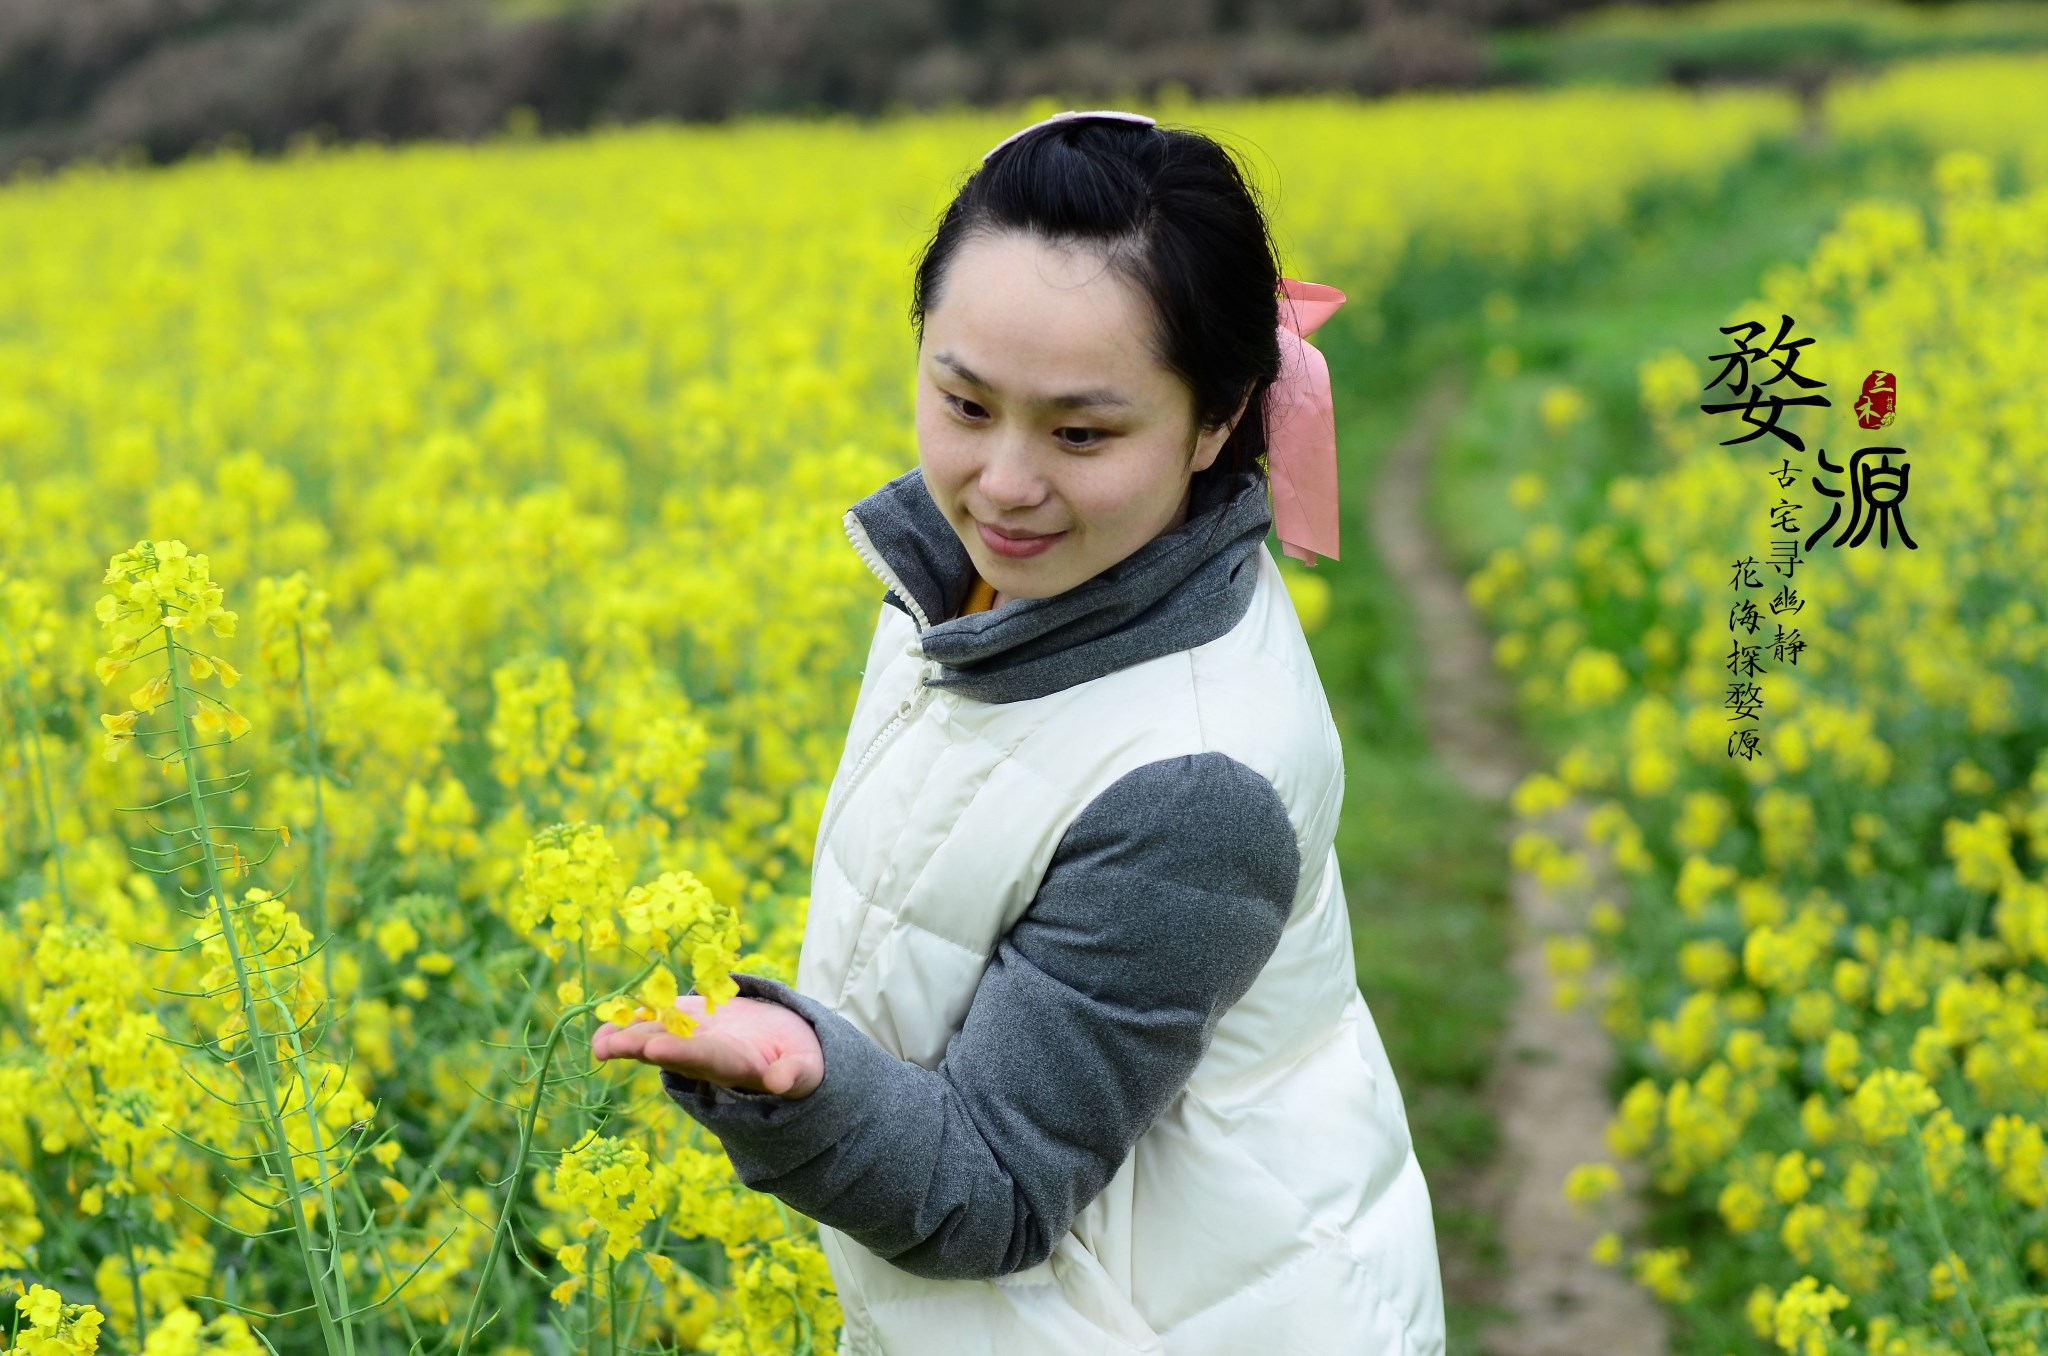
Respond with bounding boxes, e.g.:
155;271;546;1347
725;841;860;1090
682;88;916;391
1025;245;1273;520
976;519;1065;558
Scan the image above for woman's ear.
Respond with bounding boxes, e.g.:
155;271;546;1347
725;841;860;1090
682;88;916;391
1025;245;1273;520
1222;383;1254;438
1191;383;1257;473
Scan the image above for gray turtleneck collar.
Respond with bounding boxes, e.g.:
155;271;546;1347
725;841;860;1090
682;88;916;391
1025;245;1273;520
840;464;1275;705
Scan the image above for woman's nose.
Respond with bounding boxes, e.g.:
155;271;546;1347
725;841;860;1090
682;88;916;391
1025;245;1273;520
977;439;1049;510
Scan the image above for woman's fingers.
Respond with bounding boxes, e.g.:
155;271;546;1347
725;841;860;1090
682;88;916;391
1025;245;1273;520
590;1018;660;1062
590;1013;758;1087
589;995;714;1062
587;993;821;1097
593;1017;707;1065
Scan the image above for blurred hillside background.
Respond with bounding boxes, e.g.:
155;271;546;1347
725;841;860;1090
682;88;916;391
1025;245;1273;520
7;0;2048;178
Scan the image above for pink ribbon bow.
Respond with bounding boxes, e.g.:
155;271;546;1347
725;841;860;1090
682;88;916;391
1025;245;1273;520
1269;278;1346;567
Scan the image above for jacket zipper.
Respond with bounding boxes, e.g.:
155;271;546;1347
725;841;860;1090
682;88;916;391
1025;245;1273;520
814;509;944;856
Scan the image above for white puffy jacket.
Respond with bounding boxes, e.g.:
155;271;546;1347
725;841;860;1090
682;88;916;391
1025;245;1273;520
776;469;1448;1354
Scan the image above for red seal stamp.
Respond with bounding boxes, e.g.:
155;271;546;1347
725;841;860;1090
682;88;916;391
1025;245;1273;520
1855;370;1896;429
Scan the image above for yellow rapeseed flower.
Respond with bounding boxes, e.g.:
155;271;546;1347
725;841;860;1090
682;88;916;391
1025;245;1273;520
1985;1114;2048;1208
1631;1246;1692;1303
1771;1152;1816;1205
1772;1275;1849;1356
1563;1161;1621;1210
1848;1068;1941;1143
1719;1178;1768;1233
11;1283;106;1352
1928;1251;1969;1302
1746;1284;1777;1339
1678;939;1737;991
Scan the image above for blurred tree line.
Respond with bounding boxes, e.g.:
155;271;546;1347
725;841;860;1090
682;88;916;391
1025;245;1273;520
0;0;1612;174
5;0;2040;176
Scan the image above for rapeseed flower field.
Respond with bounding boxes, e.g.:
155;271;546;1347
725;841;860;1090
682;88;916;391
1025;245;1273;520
1478;54;2048;1356
2;52;2039;1355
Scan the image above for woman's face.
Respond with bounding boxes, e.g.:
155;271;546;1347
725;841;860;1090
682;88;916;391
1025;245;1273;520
916;230;1247;603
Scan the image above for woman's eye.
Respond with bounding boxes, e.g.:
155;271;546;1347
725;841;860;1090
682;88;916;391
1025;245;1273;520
941;393;1101;449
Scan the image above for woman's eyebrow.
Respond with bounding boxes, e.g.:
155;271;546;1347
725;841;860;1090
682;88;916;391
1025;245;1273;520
934;351;1132;410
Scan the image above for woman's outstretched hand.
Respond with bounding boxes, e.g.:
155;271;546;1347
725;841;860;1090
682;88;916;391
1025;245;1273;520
592;994;825;1100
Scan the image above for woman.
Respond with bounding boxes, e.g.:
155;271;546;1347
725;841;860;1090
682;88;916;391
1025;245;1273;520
593;109;1447;1355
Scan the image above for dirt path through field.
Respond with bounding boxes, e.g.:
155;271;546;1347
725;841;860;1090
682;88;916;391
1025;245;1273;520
1369;373;1669;1356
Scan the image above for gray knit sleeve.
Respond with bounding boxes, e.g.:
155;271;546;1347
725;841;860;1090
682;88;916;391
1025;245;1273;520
660;751;1302;1282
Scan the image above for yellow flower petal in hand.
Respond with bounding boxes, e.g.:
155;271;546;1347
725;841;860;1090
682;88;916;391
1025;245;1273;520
697;968;740;1007
641;965;693;1033
640;964;679;1012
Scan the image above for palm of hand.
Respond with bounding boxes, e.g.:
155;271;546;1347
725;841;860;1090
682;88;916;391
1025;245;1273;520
592;994;825;1100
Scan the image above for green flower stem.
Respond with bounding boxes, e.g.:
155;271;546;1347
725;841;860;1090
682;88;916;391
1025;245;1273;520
455;956;660;1356
454;997;594;1356
1911;1113;1994;1356
394;953;552;1229
606;1251;620;1356
340;1170;427;1354
1;621;72;920
618;1255;652;1356
623;1155;710;1354
274;1006;359;1329
770;1198;817;1355
577;936;598;1356
293;622;336;999
1934;1067;2030;1294
115;1148;152;1350
579;937;595;1127
164;624;352;1356
583;1243;599;1356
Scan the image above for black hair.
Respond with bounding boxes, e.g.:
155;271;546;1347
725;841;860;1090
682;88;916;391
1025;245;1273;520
909;114;1287;510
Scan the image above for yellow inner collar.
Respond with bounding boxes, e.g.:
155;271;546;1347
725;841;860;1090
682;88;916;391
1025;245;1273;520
958;570;998;618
